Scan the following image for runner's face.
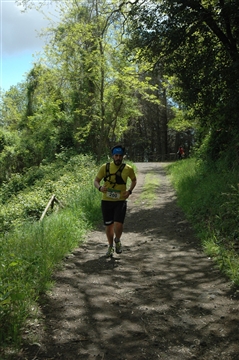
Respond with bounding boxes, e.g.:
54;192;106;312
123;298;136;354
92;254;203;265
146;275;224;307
113;154;123;166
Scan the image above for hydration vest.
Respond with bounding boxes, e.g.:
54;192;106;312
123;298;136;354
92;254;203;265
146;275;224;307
103;162;126;188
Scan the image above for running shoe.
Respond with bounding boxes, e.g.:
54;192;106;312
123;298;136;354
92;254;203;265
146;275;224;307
106;246;114;257
115;240;122;254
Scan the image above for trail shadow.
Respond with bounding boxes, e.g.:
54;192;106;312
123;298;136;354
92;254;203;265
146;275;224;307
20;163;239;360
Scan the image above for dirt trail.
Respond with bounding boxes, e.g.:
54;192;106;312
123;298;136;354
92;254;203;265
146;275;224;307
19;162;239;360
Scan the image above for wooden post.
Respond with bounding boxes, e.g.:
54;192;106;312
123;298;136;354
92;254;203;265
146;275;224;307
40;194;56;222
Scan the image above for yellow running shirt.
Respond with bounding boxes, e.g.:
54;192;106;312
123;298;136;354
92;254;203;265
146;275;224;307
96;162;136;201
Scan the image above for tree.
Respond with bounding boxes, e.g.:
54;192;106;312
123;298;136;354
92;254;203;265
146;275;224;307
12;0;178;165
35;0;162;159
126;0;239;160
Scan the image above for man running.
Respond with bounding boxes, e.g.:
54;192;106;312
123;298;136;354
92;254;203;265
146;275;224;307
94;145;137;257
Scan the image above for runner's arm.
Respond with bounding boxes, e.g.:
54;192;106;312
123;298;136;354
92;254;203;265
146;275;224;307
123;176;137;198
94;164;108;193
94;177;107;193
128;177;137;193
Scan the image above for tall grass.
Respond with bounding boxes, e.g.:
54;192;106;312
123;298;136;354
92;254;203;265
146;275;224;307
167;158;239;286
0;157;102;351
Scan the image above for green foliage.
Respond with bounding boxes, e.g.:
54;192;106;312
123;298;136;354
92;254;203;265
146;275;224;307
127;0;239;159
192;127;239;169
168;107;194;132
0;154;97;232
0;128;22;183
167;157;239;285
0;154;102;347
1;0;166;170
40;0;147;159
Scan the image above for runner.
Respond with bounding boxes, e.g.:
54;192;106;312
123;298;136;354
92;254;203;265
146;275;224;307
94;145;137;257
177;145;185;160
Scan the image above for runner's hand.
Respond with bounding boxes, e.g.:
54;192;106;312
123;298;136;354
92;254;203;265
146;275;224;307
100;185;107;193
122;191;130;199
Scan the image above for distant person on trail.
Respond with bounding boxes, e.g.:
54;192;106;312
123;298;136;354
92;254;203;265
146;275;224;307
177;146;185;160
94;145;137;258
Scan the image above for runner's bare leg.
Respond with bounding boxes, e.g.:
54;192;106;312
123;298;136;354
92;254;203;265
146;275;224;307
106;224;114;246
114;222;123;241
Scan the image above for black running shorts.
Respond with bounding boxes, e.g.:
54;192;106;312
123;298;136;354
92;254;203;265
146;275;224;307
101;200;127;225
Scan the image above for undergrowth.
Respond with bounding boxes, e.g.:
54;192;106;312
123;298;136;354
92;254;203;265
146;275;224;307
166;157;239;286
0;154;102;351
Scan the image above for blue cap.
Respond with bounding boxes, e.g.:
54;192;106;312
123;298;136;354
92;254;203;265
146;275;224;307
112;147;124;155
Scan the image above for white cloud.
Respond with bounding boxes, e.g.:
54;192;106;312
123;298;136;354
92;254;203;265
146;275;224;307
1;1;55;55
0;0;58;90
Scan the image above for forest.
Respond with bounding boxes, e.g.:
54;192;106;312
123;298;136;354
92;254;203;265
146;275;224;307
1;0;239;352
1;0;239;171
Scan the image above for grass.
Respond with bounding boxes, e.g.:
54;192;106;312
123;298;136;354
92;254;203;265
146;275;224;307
0;190;102;349
0;156;102;352
166;157;239;286
136;172;160;206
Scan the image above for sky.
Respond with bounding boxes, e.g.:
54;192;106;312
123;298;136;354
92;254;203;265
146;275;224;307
0;0;57;92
